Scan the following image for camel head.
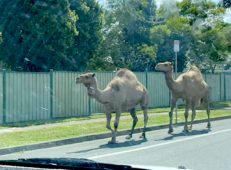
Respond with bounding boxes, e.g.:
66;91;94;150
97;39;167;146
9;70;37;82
76;72;96;84
76;73;97;97
155;61;173;73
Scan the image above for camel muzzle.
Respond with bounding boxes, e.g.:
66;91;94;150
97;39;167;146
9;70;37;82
75;77;82;83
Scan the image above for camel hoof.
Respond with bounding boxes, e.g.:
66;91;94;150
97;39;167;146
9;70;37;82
168;128;173;134
108;140;116;144
188;125;192;130
126;134;132;140
182;129;189;133
139;134;146;139
207;123;211;129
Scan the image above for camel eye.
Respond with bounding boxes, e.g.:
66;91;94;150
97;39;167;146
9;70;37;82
164;64;168;66
85;76;89;79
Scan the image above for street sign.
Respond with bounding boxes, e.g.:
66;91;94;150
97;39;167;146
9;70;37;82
174;40;180;52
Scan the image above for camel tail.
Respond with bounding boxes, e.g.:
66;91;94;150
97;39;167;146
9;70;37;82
200;86;211;105
200;98;203;105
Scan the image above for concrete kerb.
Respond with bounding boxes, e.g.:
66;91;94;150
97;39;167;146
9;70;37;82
0;115;231;156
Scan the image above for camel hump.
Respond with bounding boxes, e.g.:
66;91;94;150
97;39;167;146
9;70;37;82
188;65;203;77
115;68;138;81
189;65;201;73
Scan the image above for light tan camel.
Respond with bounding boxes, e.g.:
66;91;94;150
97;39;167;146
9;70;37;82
155;61;211;133
75;68;149;143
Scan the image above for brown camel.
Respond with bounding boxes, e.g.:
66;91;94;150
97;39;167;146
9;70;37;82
75;68;149;144
155;61;211;133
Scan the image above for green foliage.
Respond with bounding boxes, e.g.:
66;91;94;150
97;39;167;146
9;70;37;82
0;32;3;68
187;24;230;73
132;44;156;70
69;0;105;71
150;16;191;72
0;0;229;72
95;0;157;71
0;0;78;70
223;25;231;53
0;0;104;71
183;0;229;73
157;0;179;19
176;0;225;26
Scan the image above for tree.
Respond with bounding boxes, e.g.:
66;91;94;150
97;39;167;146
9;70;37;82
150;16;191;72
69;0;105;71
96;0;158;71
224;25;231;53
188;22;231;73
179;0;228;73
0;32;5;69
131;44;157;71
0;0;78;71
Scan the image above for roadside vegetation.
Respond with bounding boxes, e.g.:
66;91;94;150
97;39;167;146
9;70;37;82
0;100;230;148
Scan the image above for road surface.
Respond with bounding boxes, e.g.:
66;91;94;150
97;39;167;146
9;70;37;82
1;119;231;170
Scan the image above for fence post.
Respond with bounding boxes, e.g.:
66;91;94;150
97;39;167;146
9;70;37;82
145;69;148;90
224;74;226;101
88;99;91;115
50;69;53;119
220;73;222;101
2;69;6;124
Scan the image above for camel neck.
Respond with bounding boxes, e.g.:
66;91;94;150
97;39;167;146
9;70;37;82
94;88;108;104
88;81;108;104
164;71;178;92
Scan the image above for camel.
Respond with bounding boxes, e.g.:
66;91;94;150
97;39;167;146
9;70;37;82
155;61;211;133
75;68;149;144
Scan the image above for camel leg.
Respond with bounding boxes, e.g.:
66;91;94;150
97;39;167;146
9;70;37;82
108;110;121;144
126;108;138;139
204;96;211;129
105;109;114;144
168;97;177;134
183;100;190;132
140;106;148;139
105;112;113;132
189;101;196;130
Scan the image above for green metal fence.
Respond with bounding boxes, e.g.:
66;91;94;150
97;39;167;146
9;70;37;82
0;70;230;124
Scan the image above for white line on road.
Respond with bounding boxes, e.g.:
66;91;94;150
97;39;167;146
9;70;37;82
88;128;231;159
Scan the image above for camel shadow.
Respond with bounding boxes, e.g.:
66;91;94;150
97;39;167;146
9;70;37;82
158;129;211;141
67;138;147;155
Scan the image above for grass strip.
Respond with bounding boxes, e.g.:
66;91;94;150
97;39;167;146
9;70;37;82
0;109;230;148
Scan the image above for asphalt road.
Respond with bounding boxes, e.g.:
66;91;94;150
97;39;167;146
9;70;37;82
1;119;231;170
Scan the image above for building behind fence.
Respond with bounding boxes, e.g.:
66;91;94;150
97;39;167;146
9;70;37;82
0;70;230;125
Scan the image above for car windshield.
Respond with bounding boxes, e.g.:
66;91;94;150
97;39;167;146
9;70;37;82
0;0;231;170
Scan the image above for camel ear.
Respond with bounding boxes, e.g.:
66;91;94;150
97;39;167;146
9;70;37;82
170;62;173;65
92;73;95;77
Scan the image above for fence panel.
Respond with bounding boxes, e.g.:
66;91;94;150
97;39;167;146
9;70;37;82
134;72;147;110
225;75;231;100
220;74;225;101
52;72;89;118
135;72;147;86
5;72;50;123
0;72;3;124
147;72;170;108
205;74;221;102
0;70;227;124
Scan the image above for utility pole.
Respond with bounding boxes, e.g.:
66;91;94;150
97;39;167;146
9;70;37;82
174;40;180;125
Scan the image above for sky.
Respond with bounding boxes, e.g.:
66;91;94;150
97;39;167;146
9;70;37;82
97;0;231;23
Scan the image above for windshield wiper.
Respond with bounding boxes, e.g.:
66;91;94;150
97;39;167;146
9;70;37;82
0;158;139;170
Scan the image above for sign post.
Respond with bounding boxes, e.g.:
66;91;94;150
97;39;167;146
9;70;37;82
174;40;179;125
